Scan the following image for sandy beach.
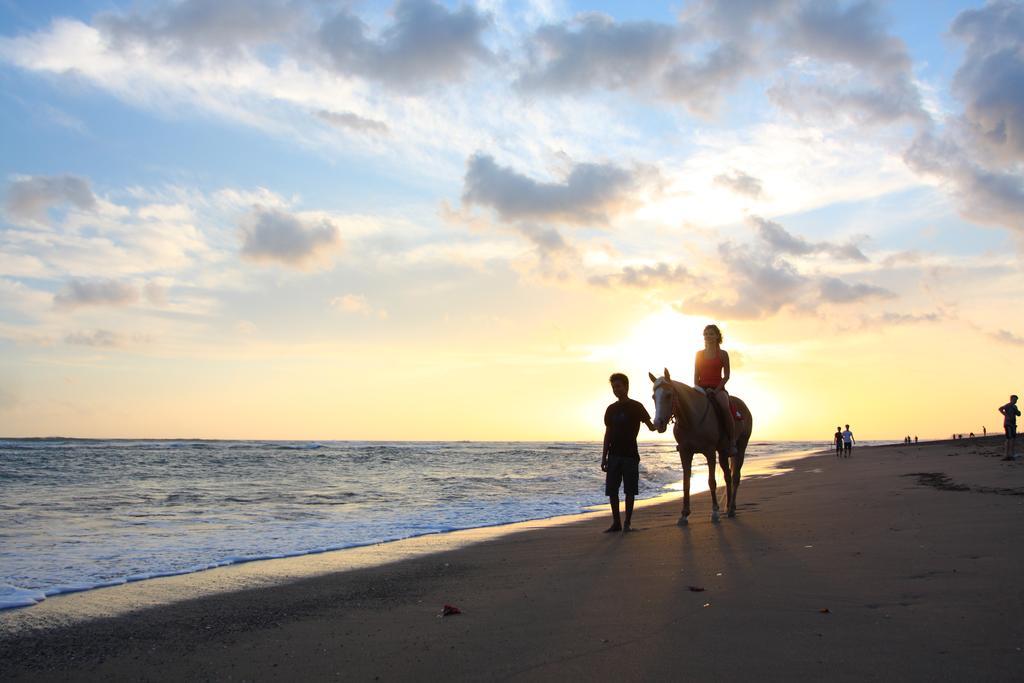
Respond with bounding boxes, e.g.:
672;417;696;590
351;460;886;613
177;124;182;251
3;436;1023;681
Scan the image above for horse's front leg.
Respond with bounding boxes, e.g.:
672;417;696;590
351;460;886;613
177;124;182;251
677;448;693;526
706;451;720;523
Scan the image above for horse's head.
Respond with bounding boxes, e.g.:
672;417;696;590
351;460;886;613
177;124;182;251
649;367;676;433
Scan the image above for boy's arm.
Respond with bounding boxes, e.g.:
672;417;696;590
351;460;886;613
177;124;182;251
642;404;654;431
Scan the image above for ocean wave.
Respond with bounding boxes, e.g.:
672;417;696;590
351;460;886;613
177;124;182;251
0;439;836;610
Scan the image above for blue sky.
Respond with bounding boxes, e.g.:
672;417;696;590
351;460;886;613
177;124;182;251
0;0;1021;439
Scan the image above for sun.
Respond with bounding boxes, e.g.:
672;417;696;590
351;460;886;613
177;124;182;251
616;309;709;375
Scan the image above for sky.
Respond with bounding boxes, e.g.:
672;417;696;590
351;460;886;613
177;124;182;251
0;0;1021;441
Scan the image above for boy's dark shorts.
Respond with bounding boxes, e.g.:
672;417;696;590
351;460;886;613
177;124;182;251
1008;424;1018;439
605;455;639;496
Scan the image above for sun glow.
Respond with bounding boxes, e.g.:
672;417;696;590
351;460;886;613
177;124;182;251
589;309;784;440
614;309;710;376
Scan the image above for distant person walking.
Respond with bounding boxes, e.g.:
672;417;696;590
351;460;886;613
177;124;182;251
834;427;843;456
602;373;654;532
842;424;855;457
1000;395;1020;461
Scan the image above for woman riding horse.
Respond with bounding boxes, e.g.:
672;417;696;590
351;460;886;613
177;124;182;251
694;324;737;457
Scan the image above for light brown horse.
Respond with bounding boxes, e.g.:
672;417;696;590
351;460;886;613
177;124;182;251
649;369;753;524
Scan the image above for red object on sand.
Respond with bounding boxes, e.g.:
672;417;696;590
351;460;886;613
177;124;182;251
442;604;462;616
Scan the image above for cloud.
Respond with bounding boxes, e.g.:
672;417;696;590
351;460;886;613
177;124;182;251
660;42;756;116
240;206;342;268
461;153;643;225
991;328;1024;346
315;110;389;135
768;1;926;126
856;311;944;329
678;243;808;319
515;13;755;116
818;276;893;303
318;0;493;89
714;169;763;198
6;175;97;222
950;0;1024;163
98;0;299;59
516;14;679;94
876;311;942;324
589;262;692;289
897;3;1024;236
63;329;152;347
783;0;910;75
330;293;388;319
675;236;889;320
53;279;138;310
768;75;926;126
904;131;1024;232
63;329;121;347
516;223;573;254
752;216;868;261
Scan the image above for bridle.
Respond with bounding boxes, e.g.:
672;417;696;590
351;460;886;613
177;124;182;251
656;379;711;429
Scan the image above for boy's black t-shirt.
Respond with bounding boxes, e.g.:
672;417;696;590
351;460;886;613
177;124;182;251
604;399;651;460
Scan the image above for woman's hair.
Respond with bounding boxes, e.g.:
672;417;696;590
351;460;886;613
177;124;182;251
703;324;723;344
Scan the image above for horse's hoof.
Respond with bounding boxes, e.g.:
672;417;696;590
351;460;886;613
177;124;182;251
677;516;689;527
711;510;720;523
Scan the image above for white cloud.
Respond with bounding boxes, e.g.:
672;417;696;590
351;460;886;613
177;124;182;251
461;152;650;225
317;0;494;89
6;175;97;223
239;206;342;268
330;293;388;319
53;278;138;310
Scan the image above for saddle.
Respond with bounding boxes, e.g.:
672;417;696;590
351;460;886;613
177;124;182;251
703;392;745;431
729;398;746;423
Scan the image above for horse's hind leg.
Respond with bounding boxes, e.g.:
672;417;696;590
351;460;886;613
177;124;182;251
728;434;750;517
719;449;734;515
706;452;720;523
678;448;693;526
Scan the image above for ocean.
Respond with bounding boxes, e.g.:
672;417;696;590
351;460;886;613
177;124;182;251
0;438;843;610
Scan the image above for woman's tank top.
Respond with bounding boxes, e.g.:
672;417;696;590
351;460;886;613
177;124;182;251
697;350;724;389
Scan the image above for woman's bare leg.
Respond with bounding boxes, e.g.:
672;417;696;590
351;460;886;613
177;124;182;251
714;390;737;455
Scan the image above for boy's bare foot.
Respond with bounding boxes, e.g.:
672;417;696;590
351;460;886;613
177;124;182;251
622;524;632;532
603;524;622;533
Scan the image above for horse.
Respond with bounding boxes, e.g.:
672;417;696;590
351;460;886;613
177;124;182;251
648;368;753;524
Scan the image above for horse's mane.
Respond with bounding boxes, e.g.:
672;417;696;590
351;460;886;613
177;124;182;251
654;376;702;429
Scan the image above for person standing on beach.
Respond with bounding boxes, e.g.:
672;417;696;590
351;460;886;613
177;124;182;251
834;427;843;456
694;324;736;456
842;425;855;457
999;395;1020;461
602;373;654;532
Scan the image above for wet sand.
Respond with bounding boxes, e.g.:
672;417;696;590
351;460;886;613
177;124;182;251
3;437;1023;681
